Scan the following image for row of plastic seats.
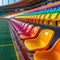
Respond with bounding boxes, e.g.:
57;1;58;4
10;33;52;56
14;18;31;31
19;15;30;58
15;2;60;17
15;12;60;27
21;5;60;15
14;1;60;27
21;1;60;15
10;19;40;40
10;19;60;60
34;38;60;60
27;13;60;27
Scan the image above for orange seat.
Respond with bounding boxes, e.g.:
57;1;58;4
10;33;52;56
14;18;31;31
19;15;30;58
33;15;37;23
24;29;55;51
29;16;32;22
32;15;35;23
20;26;40;40
28;16;32;22
31;16;34;22
34;38;60;60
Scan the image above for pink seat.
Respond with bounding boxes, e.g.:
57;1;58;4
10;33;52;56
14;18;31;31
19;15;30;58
20;26;40;40
17;24;33;35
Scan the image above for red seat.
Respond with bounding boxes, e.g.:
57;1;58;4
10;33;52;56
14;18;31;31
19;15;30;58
20;26;40;40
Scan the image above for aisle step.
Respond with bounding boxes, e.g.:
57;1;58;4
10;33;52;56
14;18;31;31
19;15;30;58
0;31;10;35
0;35;12;45
0;19;18;60
0;46;17;60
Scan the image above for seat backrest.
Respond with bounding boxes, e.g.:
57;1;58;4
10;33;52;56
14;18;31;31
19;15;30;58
18;21;21;25
21;22;25;28
38;29;55;46
56;14;60;20
44;14;50;20
40;14;45;20
50;13;58;20
23;23;29;30
19;22;23;26
37;15;41;20
53;38;60;53
34;15;37;20
25;24;33;33
30;26;40;37
33;15;37;22
35;15;41;23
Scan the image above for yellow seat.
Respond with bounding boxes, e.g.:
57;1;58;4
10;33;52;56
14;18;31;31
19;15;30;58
31;15;34;22
34;38;60;60
44;14;50;25
24;29;55;51
35;15;41;23
28;16;30;22
57;14;60;27
15;16;21;20
49;13;58;26
32;15;35;23
31;16;33;22
33;15;37;23
57;20;60;27
39;14;45;24
27;16;29;21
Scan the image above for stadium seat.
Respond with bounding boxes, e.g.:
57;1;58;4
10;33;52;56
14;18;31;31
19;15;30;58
57;20;60;27
20;26;40;40
35;15;41;23
24;29;55;51
11;21;29;33
18;24;34;35
34;38;60;60
44;14;50;25
32;15;35;22
39;14;45;24
57;14;60;27
49;13;58;26
33;15;37;23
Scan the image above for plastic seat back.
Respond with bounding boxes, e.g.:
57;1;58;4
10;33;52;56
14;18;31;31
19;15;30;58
38;29;55;47
44;14;50;20
54;38;60;53
19;22;23;26
40;14;45;24
57;20;60;27
24;29;55;51
36;15;41;23
44;14;50;25
25;24;34;33
34;38;60;60
33;15;37;23
50;13;58;20
57;14;60;27
57;14;60;20
30;26;40;37
23;23;29;31
49;13;58;26
40;14;45;20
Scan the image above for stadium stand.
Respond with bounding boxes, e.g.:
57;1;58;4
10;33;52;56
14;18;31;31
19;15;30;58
0;0;60;60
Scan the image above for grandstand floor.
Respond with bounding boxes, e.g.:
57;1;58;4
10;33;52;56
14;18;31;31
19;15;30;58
0;19;18;60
